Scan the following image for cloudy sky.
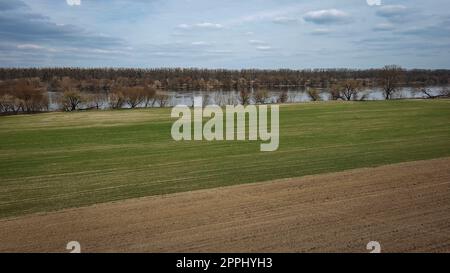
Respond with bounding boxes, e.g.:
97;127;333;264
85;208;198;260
0;0;449;68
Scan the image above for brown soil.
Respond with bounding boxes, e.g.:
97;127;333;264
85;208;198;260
1;158;450;253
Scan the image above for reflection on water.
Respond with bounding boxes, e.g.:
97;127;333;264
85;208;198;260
47;86;445;110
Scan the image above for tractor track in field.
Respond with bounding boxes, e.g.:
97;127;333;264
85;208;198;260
0;157;449;253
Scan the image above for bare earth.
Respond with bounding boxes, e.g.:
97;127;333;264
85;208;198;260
1;158;450;253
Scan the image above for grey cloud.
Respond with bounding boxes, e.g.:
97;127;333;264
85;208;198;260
376;5;408;21
398;16;450;38
400;25;450;38
0;0;127;66
0;3;124;49
0;0;26;11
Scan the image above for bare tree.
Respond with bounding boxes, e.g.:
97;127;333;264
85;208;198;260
415;84;435;99
254;89;269;104
155;93;169;107
108;91;125;109
331;80;363;101
277;91;288;103
87;93;106;110
238;89;251;105
440;87;450;98
59;77;76;92
61;90;84;111
124;87;145;108
237;77;248;90
379;65;403;100
210;91;225;106
307;88;321;101
202;94;211;107
1;67;449;93
329;88;341;100
143;86;157;107
417;85;450;99
224;92;238;106
58;77;84;111
0;94;22;114
0;96;4;113
13;79;48;113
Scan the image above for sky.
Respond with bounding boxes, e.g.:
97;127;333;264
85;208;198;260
0;0;449;69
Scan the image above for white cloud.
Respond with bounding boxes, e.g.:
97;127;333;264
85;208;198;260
249;40;272;51
231;5;303;25
249;39;267;45
16;44;59;53
177;22;223;30
272;16;299;24
66;0;81;6
196;22;223;29
303;9;350;24
177;24;190;29
256;45;272;51
191;41;211;46
366;0;382;6
17;44;44;50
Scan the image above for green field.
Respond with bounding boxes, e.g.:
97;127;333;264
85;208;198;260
1;100;450;219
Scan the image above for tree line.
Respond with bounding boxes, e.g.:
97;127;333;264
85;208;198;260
1;65;449;114
1;66;449;90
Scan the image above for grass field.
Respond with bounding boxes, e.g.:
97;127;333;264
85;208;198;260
1;100;449;219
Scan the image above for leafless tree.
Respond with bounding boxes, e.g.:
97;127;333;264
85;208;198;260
202;94;212;107
379;65;404;100
210;91;225;106
1;67;449;92
124;87;145;108
237;77;248;90
331;80;363;101
143;86;157;107
254;89;269;104
61;90;84;111
108;91;125;109
11;79;49;113
155;93;169;107
417;85;450;99
329;88;341;100
87;93;106;110
238;89;251;105
277;91;288;103
440;87;450;98
0;94;22;114
307;88;321;101
225;92;238;106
